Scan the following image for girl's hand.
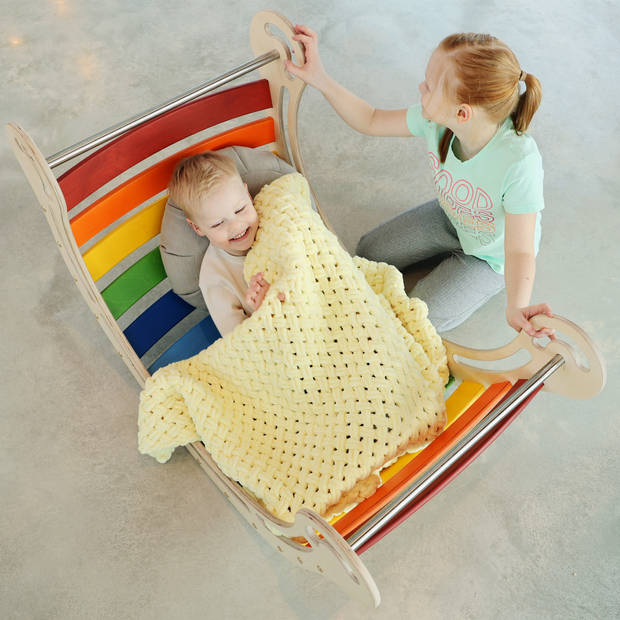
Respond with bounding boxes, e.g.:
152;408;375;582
506;303;555;338
245;273;285;312
285;25;330;91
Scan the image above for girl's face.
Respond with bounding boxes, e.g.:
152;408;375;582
418;49;456;126
189;176;259;256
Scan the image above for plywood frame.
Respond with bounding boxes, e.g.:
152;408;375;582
6;10;606;609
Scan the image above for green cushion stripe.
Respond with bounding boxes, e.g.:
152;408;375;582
101;248;167;319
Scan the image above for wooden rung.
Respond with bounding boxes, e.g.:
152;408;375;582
332;381;512;537
82;196;167;282
123;289;194;358
70;118;275;247
354;381;540;554
58;79;273;209
148;315;221;374
101;248;167;319
373;380;486;485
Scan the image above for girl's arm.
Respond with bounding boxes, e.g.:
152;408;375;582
504;212;554;337
286;25;410;137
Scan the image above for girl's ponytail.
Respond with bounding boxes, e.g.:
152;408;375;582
436;34;542;162
512;72;542;135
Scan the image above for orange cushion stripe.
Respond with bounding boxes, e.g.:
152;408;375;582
70;117;275;248
333;381;513;538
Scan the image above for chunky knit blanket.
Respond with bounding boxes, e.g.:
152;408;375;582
139;173;448;522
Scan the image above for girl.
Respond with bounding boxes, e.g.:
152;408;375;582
286;25;554;337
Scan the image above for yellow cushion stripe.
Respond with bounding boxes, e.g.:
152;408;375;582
329;380;484;524
377;380;484;483
82;195;167;282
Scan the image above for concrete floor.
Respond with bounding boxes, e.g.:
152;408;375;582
2;1;619;618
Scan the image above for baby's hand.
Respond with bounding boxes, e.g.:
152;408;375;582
245;273;285;312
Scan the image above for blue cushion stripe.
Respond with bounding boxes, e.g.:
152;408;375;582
124;290;194;357
147;315;221;374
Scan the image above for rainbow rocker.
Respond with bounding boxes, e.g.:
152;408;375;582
7;11;606;609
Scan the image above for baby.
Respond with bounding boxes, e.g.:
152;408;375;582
168;151;282;335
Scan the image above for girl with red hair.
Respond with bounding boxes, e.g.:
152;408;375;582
287;26;553;337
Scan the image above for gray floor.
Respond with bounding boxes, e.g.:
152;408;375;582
2;1;619;618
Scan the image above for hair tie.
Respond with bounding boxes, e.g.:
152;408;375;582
519;70;527;82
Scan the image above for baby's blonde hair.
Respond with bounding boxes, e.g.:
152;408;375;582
169;151;240;221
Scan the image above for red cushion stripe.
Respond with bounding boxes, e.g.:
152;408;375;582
69;118;275;248
58;79;273;210
355;381;541;554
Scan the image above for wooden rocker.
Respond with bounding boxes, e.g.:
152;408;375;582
6;11;606;608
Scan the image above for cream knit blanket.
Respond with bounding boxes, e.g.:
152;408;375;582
139;173;448;522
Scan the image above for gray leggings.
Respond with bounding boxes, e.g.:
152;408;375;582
356;199;505;332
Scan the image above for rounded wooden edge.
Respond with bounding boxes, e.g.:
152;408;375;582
249;11;333;234
6;122;67;214
250;10;305;93
443;314;606;400
529;314;606;400
7;122;150;387
188;442;381;607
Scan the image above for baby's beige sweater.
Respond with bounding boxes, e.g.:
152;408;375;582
199;245;254;335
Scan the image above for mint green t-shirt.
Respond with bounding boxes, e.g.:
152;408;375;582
406;104;544;274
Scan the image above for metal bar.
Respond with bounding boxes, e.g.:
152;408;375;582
347;354;565;552
47;50;281;169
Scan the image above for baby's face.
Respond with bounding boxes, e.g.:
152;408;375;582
192;176;259;256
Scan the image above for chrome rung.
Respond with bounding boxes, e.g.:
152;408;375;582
347;354;565;552
47;50;280;169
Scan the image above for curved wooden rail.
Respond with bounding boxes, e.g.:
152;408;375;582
443;314;606;400
250;10;334;233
